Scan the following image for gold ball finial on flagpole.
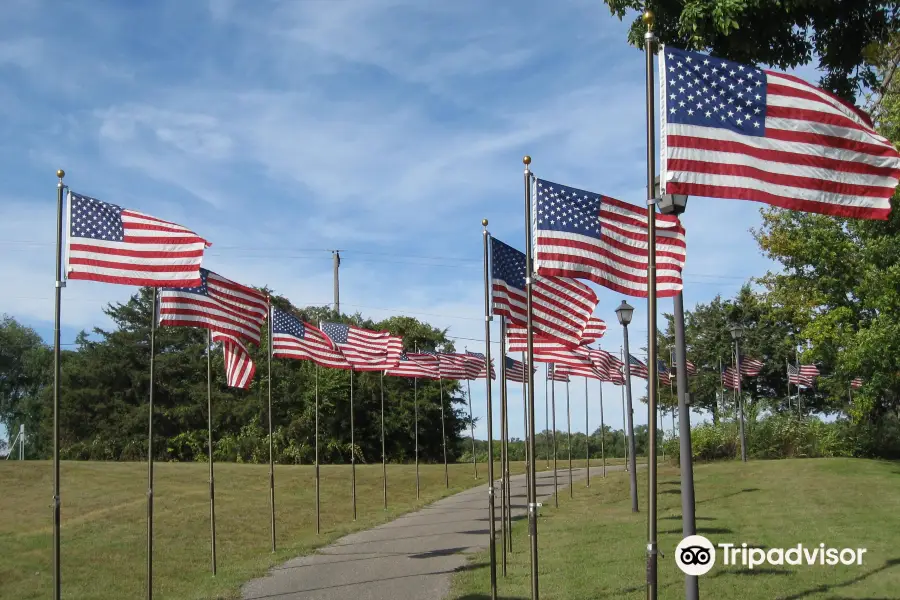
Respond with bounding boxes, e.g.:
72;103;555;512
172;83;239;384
56;169;65;179
642;9;654;31
482;218;489;227
523;155;531;165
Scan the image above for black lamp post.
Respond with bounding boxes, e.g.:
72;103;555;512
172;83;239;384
729;322;748;462
615;300;639;513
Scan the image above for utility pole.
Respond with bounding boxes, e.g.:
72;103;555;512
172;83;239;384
332;250;341;316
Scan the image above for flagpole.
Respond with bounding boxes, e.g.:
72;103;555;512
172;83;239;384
267;299;276;552
551;365;558;508
207;329;217;575
52;170;65;600
481;220;498;599
786;358;791;413
466;377;478;479
642;12;661;597
584;377;590;487
146;286;158;600
351;368;357;520
796;349;802;419
315;365;320;534
440;376;449;489
381;371;387;510
565;378;572;498
522;155;540;599
521;351;531;505
621;347;628;471
499;317;510;567
599;381;606;478
414;344;420;500
545;369;550;469
674;292;698;600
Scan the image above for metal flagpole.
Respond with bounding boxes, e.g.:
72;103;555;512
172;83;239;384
599;381;606;478
545;370;550;469
381;371;387;510
643;11;660;596
498;320;508;574
551;365;558;507
467;378;478;479
440;377;449;488
522;155;540;599
796;349;802;418
786;358;791;413
735;339;747;462
207;329;217;575
621;349;628;470
52;169;65;600
585;377;590;487
315;365;320;534
674;292;698;600
351;369;357;520
147;287;158;600
565;378;572;498
267;300;276;552
481;221;498;599
522;351;531;507
414;344;420;500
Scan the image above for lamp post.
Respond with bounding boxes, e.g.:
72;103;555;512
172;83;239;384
729;323;748;462
656;177;698;600
615;300;639;513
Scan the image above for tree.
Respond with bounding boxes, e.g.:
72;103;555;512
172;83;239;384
0;316;51;452
602;0;900;100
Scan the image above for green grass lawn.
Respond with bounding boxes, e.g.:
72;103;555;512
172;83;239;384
0;459;523;600
452;458;900;599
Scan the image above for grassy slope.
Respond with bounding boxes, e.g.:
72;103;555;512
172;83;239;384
0;460;524;600
452;458;900;600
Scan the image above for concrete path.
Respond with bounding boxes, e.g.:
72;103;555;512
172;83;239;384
241;464;626;600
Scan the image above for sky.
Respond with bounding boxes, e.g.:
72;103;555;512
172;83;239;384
0;0;828;447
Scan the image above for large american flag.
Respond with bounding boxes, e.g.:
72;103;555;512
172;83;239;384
385;352;440;379
465;350;496;380
491;236;598;347
626;354;649;379
320;322;402;371
214;333;255;389
659;46;900;220
580;317;607;345
65;191;210;287
271;309;350;369
533;181;686;297
159;269;268;344
740;357;764;377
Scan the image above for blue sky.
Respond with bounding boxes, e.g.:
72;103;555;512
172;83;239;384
1;0;828;446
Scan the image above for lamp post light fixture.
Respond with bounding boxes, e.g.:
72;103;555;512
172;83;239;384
729;322;748;462
654;175;689;216
615;300;639;513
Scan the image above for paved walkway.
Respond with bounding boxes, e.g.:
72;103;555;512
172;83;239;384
241;464;625;600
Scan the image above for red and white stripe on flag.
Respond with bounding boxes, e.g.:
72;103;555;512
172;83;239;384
580;317;607;345
213;332;255;389
385;353;440;379
659;46;900;220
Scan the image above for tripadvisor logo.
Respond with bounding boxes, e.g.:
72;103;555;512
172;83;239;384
675;535;867;576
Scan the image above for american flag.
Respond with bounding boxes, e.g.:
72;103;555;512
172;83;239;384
503;356;534;383
465;350;496;380
533;180;686;297
740;357;764;377
506;327;596;369
385;352;440;379
580;317;607;344
271;309;350;369
670;350;699;376
320;322;402;371
659;46;900;221
722;365;740;390
851;377;864;389
434;352;482;380
800;364;820;379
65;191;210;287
159;269;268;344
547;364;570;382
626;354;649;379
555;348;608;380
788;364;814;387
657;360;671;385
491;236;598;347
213;332;255;389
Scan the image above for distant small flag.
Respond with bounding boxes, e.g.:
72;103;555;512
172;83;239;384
625;354;649;379
722;365;740;390
788;364;813;387
504;356;529;383
555;348;609;380
506;328;596;369
272;309;350;369
385;352;440;379
213;332;255;389
320;322;402;371
65;191;210;287
659;46;900;220
580;317;607;345
491;236;598;346
433;353;481;380
533;180;686;297
657;360;671;385
799;364;820;379
465;350;496;380
740;357;765;377
851;377;864;389
547;364;570;382
159;268;268;344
